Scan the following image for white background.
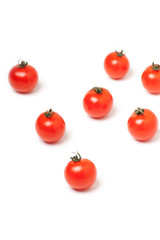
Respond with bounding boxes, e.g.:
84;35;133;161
0;0;160;239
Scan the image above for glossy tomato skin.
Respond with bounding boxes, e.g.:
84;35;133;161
64;158;97;190
127;109;158;141
141;65;160;93
104;51;129;79
35;111;65;143
9;64;38;93
83;87;113;118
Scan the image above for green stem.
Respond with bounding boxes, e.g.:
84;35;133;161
115;50;125;57
70;152;81;162
18;60;28;68
135;107;144;115
92;87;103;94
44;109;54;118
152;62;160;71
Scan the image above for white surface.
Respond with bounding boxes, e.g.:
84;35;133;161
0;0;160;239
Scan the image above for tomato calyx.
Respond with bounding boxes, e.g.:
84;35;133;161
18;60;28;68
152;62;160;71
70;152;81;162
44;109;54;118
115;50;125;57
92;87;103;94
135;107;144;115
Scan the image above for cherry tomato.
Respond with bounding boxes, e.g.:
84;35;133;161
141;62;160;94
64;152;97;190
9;60;38;93
104;50;129;79
35;109;65;143
83;87;113;118
127;108;158;141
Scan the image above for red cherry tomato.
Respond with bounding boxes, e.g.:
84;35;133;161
127;108;158;141
141;62;160;94
35;109;66;143
64;152;97;190
9;60;38;93
104;50;129;79
83;87;113;118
